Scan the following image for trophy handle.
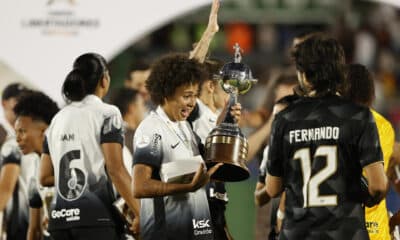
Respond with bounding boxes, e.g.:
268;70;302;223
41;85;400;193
223;93;237;124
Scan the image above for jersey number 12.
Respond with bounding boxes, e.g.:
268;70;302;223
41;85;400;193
294;145;338;207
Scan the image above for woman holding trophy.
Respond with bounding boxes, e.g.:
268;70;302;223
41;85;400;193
132;53;223;240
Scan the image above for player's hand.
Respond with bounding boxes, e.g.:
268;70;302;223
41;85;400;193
42;216;49;230
207;0;220;34
230;103;242;124
189;163;223;192
130;217;140;237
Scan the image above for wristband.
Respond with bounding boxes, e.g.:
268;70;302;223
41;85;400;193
277;209;285;220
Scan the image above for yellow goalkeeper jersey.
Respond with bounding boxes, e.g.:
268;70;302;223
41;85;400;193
365;109;394;240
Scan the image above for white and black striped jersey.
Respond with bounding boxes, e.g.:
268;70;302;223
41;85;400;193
133;106;213;240
43;94;124;231
191;100;220;145
0;139;39;235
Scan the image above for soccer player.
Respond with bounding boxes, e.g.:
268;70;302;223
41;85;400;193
39;53;140;240
264;35;388;239
110;87;146;175
0;83;28;148
12;91;59;240
343;63;394;240
0;83;30;240
133;53;221;240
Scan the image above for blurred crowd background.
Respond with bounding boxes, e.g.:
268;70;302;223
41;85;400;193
109;0;400;132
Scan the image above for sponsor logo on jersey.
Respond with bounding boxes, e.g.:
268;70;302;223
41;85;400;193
366;221;379;234
192;218;210;229
171;142;180;149
209;188;228;202
51;208;80;222
192;218;212;236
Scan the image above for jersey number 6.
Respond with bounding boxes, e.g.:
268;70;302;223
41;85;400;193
58;150;87;201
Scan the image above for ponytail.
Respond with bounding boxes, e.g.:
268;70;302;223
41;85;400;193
62;69;86;102
61;53;108;102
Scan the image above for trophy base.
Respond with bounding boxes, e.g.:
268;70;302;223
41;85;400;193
205;132;249;182
206;161;249;182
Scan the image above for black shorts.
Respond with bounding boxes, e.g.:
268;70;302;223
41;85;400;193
49;226;121;240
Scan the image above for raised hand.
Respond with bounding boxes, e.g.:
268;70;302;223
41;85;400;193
229;103;242;124
207;0;220;34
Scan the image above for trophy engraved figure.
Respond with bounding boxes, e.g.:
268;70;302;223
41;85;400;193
205;43;257;181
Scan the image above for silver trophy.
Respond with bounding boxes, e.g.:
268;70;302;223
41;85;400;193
205;43;257;182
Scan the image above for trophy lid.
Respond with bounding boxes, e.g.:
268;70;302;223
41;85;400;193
215;43;257;95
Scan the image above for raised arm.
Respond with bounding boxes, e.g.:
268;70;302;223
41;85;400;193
247;103;288;161
189;0;220;62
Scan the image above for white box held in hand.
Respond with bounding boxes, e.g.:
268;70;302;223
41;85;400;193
160;155;204;184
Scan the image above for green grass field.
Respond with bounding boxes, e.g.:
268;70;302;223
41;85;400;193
225;179;257;240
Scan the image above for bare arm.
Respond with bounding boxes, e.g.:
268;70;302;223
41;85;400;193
27;208;42;240
0;164;20;211
255;174;283;207
388;142;400;178
189;0;219;62
388;142;400;193
39;153;54;187
264;174;283;202
247;118;273;161
363;161;388;206
133;163;222;198
102;143;140;217
247;103;287;161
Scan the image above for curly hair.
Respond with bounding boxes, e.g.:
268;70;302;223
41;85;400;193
343;63;375;107
13;91;59;125
292;35;345;96
146;53;207;105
